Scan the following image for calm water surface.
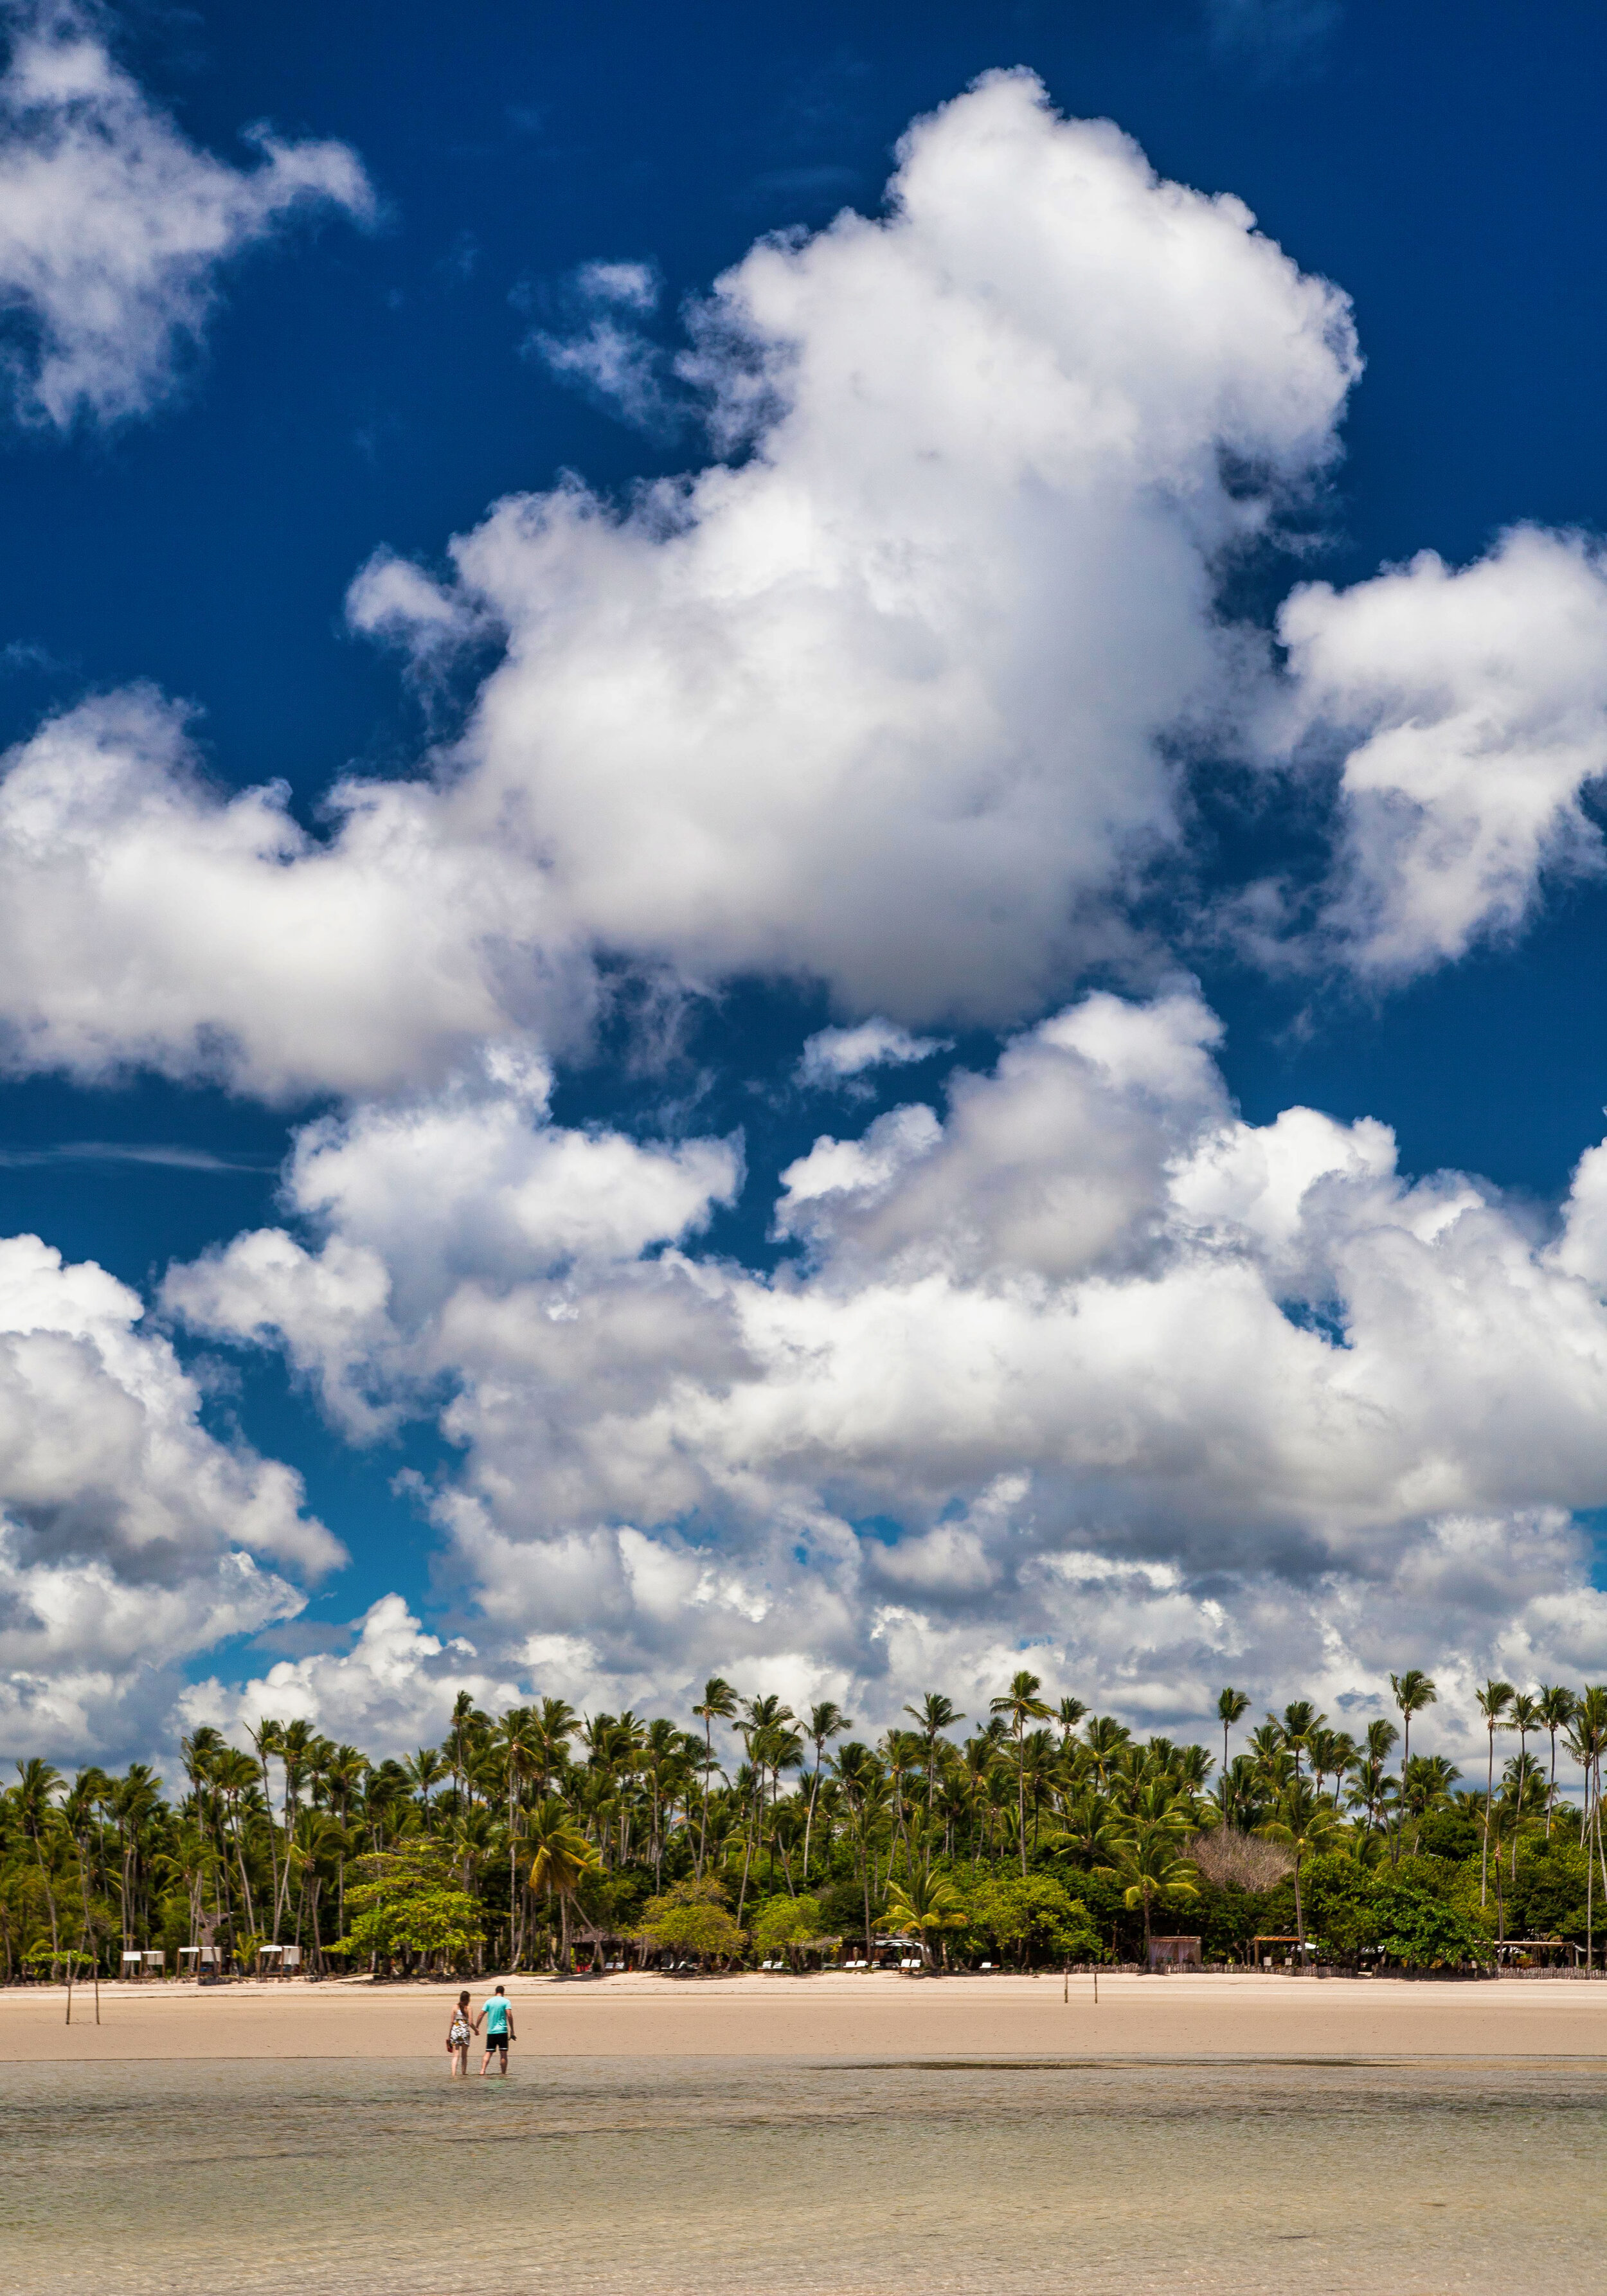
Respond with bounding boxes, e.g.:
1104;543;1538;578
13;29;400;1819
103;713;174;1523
2;2054;1603;2295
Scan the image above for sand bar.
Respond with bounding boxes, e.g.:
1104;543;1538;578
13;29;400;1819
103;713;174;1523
4;1968;1607;2061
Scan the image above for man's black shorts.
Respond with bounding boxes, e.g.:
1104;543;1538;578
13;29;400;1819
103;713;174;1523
485;2034;509;2054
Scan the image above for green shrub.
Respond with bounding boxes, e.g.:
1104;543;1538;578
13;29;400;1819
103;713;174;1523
750;1894;827;1961
632;1876;747;1965
957;1871;1102;1966
1371;1879;1493;1968
326;1865;483;1969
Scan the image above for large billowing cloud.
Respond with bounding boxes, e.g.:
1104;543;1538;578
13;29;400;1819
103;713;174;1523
0;73;1592;1114
0;1231;339;1759
0;71;1597;1109
0;73;1362;1095
423;69;1356;1023
164;989;1607;1762
0;1;372;427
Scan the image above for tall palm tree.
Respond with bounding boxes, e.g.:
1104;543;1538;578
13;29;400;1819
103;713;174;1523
882;1865;965;1967
733;1695;793;1915
1216;1689;1250;1795
1398;1753;1460;1856
1575;1686;1607;1921
1507;1692;1541;1874
274;1720;319;1930
1247;1721;1292;1790
213;1747;264;1936
843;1778;892;1959
1536;1685;1577;1838
1275;1703;1322;1782
445;1691;486;1808
902;1693;963;1818
109;1764;163;1950
1099;1823;1198;1955
527;1800;602;1969
1306;1726;1349;1804
1055;1697;1088;1757
692;1678;738;1876
404;1746;447;1816
1063;1788;1120;1867
991;1670;1052;1876
492;1709;538;1960
802;1701;852;1879
1475;1678;1515;1905
180;1726;228;1942
321;1746;368;1941
248;1719;283;1941
1389;1671;1437;1864
1082;1715;1131;1793
62;1769;107;2012
1258;1779;1341;1962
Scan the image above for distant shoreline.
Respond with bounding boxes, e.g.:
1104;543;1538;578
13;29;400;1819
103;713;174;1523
5;1968;1607;2061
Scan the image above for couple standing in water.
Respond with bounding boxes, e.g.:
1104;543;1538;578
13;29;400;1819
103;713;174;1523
446;1984;517;2077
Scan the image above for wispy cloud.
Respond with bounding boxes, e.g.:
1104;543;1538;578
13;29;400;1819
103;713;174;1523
525;257;679;433
0;1;374;428
797;1019;953;1090
0;1141;275;1172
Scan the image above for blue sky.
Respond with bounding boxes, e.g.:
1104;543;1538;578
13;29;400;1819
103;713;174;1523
6;0;1607;1767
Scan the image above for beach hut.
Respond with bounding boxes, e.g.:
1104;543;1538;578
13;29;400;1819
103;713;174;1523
1147;1935;1203;1971
179;1945;222;1977
120;1949;144;1979
1496;1937;1580;1969
143;1951;165;1975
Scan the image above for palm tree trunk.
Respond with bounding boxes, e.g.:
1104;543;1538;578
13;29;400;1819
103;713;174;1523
1547;1728;1558;1839
232;1814;257;1936
258;1753;281;1942
804;1762;821;1883
1392;1716;1411;1867
1588;1786;1596;1977
31;1833;60;1972
1016;1726;1028;1878
1481;1728;1494;1905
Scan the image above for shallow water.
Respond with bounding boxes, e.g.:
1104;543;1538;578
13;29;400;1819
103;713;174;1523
2;2054;1604;2294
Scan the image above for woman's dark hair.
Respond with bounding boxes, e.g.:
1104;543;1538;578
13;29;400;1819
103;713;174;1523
458;1989;470;2004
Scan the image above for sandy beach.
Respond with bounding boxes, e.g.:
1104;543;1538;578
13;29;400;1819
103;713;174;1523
4;1968;1607;2061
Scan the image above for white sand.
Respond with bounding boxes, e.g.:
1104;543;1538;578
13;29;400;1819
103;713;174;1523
3;1967;1606;2059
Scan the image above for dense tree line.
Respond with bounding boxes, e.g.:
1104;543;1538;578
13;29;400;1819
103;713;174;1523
4;1670;1606;1980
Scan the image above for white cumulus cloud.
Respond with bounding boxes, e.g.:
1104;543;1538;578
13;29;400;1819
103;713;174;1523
0;1230;338;1761
1272;526;1607;976
796;1019;952;1088
0;2;373;427
0;74;1363;1097
159;988;1607;1760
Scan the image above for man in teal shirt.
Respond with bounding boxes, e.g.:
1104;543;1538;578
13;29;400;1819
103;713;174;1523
477;1984;516;2076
